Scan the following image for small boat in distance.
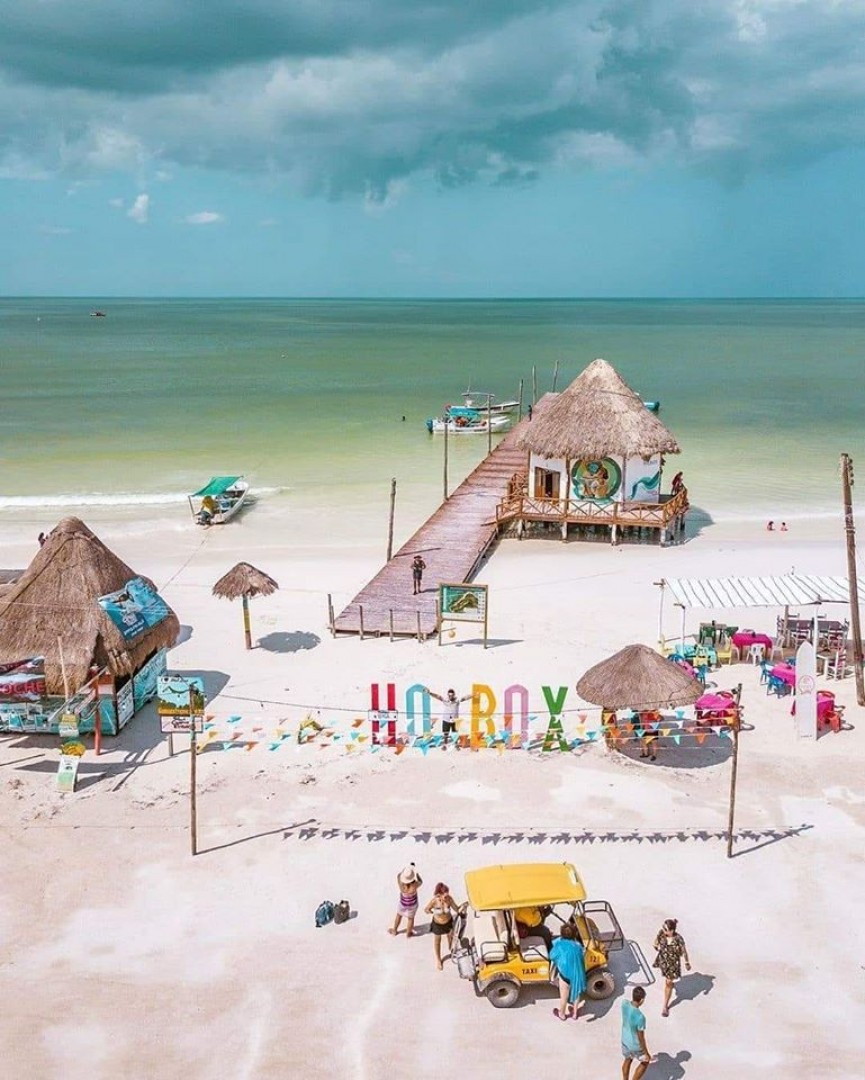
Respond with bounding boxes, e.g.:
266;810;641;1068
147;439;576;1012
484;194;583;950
642;400;660;413
188;476;249;525
90;311;106;317
426;406;511;435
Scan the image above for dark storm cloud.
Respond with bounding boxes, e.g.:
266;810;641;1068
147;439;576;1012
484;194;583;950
2;1;865;195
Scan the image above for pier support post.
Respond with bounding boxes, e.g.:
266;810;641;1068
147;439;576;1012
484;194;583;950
359;605;365;640
327;593;335;636
389;609;394;642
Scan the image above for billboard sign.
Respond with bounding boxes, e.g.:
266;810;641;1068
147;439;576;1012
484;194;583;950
97;578;170;641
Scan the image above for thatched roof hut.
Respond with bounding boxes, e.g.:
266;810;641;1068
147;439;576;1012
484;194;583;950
0;517;179;695
517;358;681;461
576;644;701;710
212;563;279;600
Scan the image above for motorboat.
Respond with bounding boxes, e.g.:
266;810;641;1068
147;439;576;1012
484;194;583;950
426;406;511;435
188;476;249;525
90;311;106;317
460;390;520;415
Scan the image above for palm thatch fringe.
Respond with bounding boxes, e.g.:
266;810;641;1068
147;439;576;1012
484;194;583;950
576;643;701;710
0;517;179;695
212;563;279;600
517;358;681;460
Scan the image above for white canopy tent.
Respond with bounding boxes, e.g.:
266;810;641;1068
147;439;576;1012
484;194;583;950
657;574;865;647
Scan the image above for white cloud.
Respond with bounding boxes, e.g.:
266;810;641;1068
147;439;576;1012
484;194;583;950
127;192;150;223
184;210;224;225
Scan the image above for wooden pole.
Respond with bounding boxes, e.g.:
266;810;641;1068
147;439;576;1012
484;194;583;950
359;604;365;641
726;682;743;859
327;593;335;636
57;636;70;702
518;378;524;420
242;594;252;650
552;359;560;392
532;365;538;405
189;684;198;857
840;454;865;705
386;477;397;562
416;610;422;642
389;609;394;642
486;395;492;457
443;409;449;500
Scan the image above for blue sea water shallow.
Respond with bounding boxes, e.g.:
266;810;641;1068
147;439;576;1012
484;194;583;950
1;298;864;538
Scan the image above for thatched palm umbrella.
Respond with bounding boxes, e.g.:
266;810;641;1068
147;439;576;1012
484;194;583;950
0;517;179;695
212;563;279;649
517;358;681;461
577;643;702;711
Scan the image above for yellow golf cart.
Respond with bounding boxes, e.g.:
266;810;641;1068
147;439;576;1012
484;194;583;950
452;862;624;1008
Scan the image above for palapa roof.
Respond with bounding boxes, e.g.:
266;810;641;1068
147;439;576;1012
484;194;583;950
517;358;681;460
576;643;702;710
212;562;279;600
0;517;179;696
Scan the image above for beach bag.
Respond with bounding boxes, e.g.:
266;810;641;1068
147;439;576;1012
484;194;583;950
315;900;335;928
333;900;351;925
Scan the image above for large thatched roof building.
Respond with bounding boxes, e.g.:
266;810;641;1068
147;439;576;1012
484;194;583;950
517;358;680;462
499;358;687;545
0;517;179;696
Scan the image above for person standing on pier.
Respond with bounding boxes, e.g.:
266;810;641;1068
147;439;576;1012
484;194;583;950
411;554;426;595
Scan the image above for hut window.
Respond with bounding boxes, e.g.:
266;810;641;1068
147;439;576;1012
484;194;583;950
533;467;560;499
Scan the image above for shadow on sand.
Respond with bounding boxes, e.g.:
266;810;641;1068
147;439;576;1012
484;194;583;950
257;630;321;654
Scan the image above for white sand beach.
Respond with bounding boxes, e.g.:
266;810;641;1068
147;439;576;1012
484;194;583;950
2;507;865;1080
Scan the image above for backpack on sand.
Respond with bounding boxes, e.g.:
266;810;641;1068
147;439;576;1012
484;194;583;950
333;900;351;924
315;900;335;928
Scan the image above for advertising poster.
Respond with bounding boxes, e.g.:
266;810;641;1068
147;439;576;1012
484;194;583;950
0;657;46;702
157;675;205;733
97;578;170;641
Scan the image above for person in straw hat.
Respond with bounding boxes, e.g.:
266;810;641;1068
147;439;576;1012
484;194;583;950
388;863;423;938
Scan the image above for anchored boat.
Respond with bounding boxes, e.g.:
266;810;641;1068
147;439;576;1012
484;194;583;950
188;476;249;525
426;406;511;435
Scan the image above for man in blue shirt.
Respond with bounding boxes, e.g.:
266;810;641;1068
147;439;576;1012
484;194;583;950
621;986;652;1079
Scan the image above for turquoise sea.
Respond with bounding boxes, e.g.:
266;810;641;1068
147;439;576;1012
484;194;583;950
2;298;864;536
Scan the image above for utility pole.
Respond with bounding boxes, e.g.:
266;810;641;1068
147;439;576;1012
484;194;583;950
841;454;865;705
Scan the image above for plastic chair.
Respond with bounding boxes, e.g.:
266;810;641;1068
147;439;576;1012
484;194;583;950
767;675;789;697
759;660;772;685
715;641;734;665
769;637;784;662
748;643;765;664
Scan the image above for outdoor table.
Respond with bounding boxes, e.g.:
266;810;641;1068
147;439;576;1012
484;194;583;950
791;691;837;724
771;662;796;687
695;692;737;722
732;631;773;652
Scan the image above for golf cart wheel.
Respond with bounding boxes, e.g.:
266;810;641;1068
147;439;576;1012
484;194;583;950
485;979;520;1009
585;968;615;1000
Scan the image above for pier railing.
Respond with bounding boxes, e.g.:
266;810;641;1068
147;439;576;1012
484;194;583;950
496;483;689;533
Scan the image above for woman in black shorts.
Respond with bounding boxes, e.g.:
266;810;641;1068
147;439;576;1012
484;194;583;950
425;882;463;970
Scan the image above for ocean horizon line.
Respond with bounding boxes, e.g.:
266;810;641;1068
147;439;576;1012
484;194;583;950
4;294;865;303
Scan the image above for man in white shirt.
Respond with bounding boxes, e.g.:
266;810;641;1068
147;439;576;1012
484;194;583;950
424;686;473;749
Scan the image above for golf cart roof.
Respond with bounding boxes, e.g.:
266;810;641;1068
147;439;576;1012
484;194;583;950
465;863;587;911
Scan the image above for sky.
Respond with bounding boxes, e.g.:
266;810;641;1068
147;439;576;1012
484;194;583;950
2;0;865;297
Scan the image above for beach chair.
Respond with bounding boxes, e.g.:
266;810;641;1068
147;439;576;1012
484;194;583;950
714;640;735;665
747;643;765;664
826;650;851;680
768;636;784;662
759;660;772;685
767;675;789;697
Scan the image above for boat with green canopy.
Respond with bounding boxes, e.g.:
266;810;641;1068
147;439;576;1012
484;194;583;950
188;476;249;526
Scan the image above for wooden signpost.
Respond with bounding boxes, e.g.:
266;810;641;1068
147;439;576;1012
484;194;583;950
726;683;743;859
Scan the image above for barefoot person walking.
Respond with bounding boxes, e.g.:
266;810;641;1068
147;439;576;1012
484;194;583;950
424;882;463;970
388;864;423;938
621;986;652;1079
653;918;691;1016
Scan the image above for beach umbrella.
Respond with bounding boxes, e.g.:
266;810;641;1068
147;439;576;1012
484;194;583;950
576;643;702;711
212;563;279;650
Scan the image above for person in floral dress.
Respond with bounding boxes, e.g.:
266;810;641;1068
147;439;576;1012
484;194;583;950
653;918;691;1016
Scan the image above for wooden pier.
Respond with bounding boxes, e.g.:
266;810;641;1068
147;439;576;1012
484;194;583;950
332;404;549;638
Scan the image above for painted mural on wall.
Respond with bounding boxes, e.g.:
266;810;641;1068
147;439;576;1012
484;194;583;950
571;458;621;501
625;455;662;502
